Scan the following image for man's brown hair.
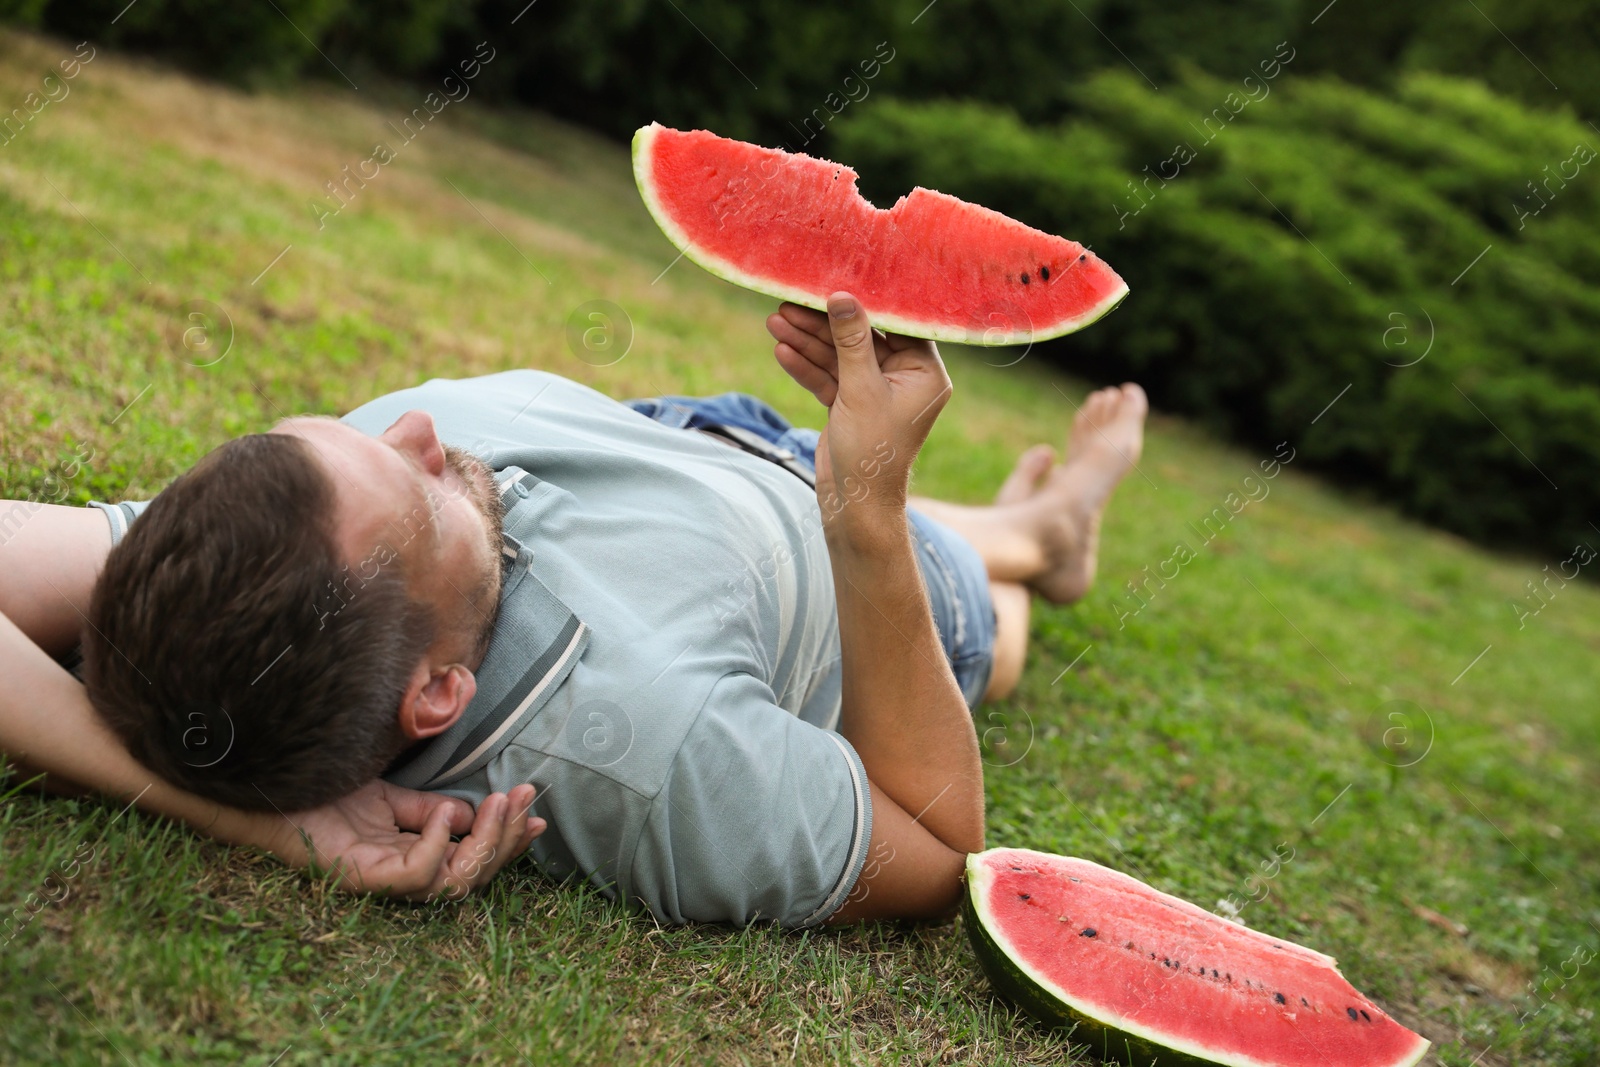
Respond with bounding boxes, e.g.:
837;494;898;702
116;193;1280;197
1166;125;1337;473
83;433;437;811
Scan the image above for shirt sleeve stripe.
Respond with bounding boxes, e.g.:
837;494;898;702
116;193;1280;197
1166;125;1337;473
85;500;127;544
795;732;873;928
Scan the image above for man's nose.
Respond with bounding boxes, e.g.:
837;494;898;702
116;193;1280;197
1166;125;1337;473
382;410;446;476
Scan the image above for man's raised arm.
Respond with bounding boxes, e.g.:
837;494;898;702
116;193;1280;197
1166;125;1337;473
0;502;538;900
767;294;985;923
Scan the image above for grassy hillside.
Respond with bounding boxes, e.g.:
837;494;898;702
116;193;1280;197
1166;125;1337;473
2;29;1596;1067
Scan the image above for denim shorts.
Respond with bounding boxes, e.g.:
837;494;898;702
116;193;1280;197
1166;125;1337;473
624;392;998;710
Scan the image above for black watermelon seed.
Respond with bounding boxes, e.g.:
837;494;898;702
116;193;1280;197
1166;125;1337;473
1274;993;1287;1005
1226;973;1232;982
1360;1010;1372;1022
1149;953;1157;960
1040;265;1050;281
1019;893;1031;900
1020;272;1030;284
1078;253;1087;261
1346;1008;1359;1022
1080;928;1097;938
1010;866;1023;871
1213;970;1220;978
1301;997;1309;1007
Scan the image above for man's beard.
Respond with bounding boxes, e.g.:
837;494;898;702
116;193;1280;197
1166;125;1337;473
444;444;506;665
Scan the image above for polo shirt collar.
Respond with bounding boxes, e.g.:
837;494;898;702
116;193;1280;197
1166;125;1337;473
383;467;591;790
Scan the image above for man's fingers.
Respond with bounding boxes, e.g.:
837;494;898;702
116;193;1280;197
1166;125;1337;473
884;330;932;354
775;343;839;406
388;787;543;903
767;312;840;375
394;804;455;899
775;301;892;358
505;784;536;847
385;781;475;836
497;785;536;866
437;793;500;900
827;292;884;394
430;791;510;900
508;783;536;818
777;301;833;345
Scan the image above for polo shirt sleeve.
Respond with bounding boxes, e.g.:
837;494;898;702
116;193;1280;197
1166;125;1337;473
85;500;152;546
628;672;872;928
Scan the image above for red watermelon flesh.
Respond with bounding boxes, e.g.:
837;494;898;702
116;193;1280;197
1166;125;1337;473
965;849;1430;1067
633;123;1128;345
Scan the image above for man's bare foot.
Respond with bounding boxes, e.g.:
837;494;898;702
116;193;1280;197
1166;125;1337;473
1024;383;1148;605
995;444;1057;505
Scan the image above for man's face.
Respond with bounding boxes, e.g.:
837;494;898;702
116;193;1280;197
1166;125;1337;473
271;411;504;668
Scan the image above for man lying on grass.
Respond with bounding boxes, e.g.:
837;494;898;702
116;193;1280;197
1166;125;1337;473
0;293;1146;925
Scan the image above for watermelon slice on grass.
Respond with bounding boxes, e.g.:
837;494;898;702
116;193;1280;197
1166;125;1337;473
964;848;1430;1067
633;123;1128;345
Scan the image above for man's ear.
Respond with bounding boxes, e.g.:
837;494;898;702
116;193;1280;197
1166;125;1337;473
398;663;477;740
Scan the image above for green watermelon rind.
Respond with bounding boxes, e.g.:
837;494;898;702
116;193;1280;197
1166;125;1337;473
962;850;1431;1067
963;866;1217;1067
632;123;1130;347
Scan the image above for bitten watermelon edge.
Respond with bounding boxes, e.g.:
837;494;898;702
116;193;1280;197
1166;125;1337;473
632;122;1129;346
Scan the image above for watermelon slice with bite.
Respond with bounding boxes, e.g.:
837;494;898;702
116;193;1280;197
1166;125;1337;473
964;849;1430;1067
632;123;1127;345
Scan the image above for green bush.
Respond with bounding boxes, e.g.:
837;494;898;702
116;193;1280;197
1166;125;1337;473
25;0;460;85
448;0;1301;141
0;0;49;26
322;0;471;77
1295;0;1600;128
12;0;1598;127
829;72;1600;556
35;0;347;84
14;0;1305;131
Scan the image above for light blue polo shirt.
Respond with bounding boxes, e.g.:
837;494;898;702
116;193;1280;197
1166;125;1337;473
91;370;871;928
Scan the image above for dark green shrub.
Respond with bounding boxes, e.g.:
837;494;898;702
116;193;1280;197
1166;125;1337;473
1296;0;1600;126
830;72;1600;556
0;0;48;26
14;0;1303;132
35;0;348;84
323;0;469;76
450;0;1301;142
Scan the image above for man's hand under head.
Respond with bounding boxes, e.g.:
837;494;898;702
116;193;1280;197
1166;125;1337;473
262;780;544;902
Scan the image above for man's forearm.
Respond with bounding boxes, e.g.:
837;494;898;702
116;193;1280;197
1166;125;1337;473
0;609;267;847
0;503;266;842
826;510;985;855
0;503;116;657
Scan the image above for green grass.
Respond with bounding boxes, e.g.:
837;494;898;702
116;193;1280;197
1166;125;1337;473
2;28;1597;1067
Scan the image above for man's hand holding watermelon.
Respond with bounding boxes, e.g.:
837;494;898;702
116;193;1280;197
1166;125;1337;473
767;292;951;533
767;291;985;923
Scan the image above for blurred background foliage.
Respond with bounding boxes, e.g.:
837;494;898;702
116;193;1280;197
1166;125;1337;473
831;77;1600;556
3;0;1595;556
